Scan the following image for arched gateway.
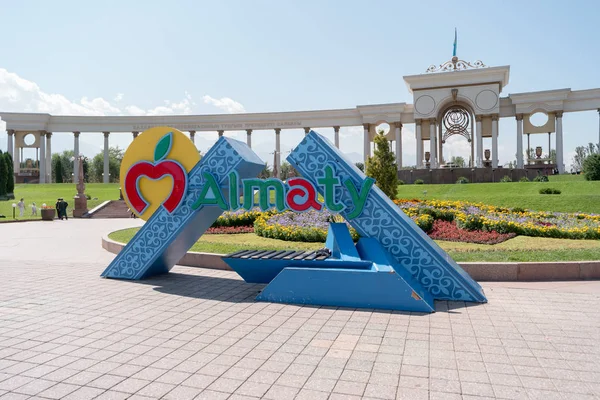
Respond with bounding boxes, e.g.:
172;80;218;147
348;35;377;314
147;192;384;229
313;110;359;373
1;54;600;184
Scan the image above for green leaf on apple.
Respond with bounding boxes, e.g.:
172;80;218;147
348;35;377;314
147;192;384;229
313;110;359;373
154;132;173;162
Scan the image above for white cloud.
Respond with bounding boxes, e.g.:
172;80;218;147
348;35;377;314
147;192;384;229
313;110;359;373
114;93;124;102
202;95;246;113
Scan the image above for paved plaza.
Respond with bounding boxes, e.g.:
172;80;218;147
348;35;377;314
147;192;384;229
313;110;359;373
0;220;599;400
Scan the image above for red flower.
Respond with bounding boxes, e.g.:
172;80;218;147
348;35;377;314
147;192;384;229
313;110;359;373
428;220;515;244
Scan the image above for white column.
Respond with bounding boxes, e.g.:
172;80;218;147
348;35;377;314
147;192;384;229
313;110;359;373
246;129;252;148
188;131;195;144
416;120;423;168
491;115;499;168
13;134;20;173
218;130;224;137
304;127;310;135
46;132;52;183
429;119;437;168
394;122;402;170
556;111;564;173
39;132;46;184
476;116;483;167
132;131;139;139
363;123;370;163
73;132;80;184
7;130;14;159
103;132;110;184
274;128;281;179
333;126;340;149
516;115;524;169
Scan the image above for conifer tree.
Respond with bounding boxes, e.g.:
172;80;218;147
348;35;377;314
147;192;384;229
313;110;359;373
54;158;64;183
366;131;399;200
0;150;7;197
4;153;14;195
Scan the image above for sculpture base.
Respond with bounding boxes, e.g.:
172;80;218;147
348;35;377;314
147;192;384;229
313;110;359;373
73;195;88;218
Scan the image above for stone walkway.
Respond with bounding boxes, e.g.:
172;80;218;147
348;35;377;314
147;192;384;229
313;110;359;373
0;220;599;400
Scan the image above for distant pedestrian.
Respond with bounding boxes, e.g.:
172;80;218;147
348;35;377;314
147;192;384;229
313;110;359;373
55;198;69;220
31;202;37;216
17;198;25;217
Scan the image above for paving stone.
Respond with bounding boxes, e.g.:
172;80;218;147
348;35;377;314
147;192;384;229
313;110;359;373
37;382;80;399
1;220;600;400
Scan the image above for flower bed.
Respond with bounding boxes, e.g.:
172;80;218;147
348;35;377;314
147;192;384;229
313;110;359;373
254;209;436;242
395;199;600;240
211;208;269;227
429;220;516;244
206;226;254;234
254;210;358;242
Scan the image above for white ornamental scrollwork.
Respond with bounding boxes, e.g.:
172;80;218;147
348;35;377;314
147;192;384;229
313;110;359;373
426;57;487;73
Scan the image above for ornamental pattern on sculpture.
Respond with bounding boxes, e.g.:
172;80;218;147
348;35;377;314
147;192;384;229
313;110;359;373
288;136;479;301
104;140;242;280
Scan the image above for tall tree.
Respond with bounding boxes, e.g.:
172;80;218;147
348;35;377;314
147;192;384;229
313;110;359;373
366;132;399;200
0;150;7;197
450;156;466;167
54;158;64;183
4;152;14;194
90;147;122;183
258;164;272;179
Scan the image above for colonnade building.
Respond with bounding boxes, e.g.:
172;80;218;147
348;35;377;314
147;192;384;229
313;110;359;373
2;56;600;184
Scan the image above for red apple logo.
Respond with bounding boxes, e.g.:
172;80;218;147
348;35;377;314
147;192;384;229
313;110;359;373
124;132;188;215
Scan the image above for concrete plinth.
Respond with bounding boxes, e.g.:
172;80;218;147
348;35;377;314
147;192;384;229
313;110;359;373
73;195;88;218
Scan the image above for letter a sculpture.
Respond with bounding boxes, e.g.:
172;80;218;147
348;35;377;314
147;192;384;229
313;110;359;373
103;127;487;312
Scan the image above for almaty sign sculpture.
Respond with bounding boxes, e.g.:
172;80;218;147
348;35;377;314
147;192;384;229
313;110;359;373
102;127;487;312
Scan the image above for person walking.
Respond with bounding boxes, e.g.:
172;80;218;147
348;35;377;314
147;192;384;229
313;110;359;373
31;202;37;216
59;198;69;220
17;198;25;217
55;198;69;220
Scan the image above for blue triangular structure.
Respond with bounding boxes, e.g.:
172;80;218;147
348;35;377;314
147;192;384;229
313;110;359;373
287;131;486;303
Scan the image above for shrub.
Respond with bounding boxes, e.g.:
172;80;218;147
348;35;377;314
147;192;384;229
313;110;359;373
539;188;561;195
456;176;469;184
500;175;512;182
583;153;600;181
414;214;434;232
533;174;549;182
365;132;399;199
418;207;455;222
398;180;405;185
456;214;484;231
519;176;530;182
414;179;424;185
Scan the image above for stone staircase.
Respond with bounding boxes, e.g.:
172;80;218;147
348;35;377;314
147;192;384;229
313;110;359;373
87;200;133;219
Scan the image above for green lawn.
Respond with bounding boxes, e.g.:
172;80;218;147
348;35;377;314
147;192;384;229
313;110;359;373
0;183;120;221
396;175;600;213
109;228;600;262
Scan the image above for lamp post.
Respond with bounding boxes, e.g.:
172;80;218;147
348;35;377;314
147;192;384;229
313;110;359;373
12;203;16;219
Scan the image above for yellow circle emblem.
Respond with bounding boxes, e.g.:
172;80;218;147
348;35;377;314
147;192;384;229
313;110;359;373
121;127;200;220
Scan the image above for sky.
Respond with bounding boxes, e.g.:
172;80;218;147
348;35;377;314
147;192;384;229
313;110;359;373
1;0;599;170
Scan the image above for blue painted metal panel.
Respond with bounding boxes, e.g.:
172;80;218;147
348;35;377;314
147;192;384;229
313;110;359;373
325;223;361;261
355;237;434;309
256;266;435;312
287;131;486;303
101;137;265;280
223;257;372;284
